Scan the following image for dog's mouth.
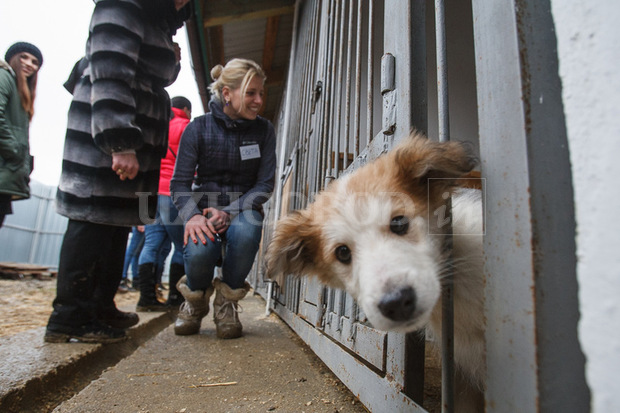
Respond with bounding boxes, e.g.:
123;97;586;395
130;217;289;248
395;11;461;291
365;309;431;333
359;285;436;333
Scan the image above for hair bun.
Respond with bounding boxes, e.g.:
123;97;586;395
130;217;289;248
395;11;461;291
210;64;224;81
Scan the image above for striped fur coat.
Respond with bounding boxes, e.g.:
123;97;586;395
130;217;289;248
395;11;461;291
56;0;190;226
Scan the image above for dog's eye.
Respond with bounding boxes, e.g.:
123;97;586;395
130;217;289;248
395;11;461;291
335;245;352;264
390;215;409;235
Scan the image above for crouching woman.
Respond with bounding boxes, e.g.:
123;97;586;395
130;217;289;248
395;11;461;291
170;58;276;339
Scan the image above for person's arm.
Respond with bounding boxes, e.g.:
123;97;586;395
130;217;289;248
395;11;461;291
170;119;202;222
170;118;220;245
88;1;145;156
0;69;18;161
222;122;277;217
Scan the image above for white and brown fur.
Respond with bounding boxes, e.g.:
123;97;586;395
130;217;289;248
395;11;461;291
266;132;485;411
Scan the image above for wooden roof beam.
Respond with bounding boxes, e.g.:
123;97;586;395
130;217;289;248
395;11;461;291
259;16;279;117
202;0;295;28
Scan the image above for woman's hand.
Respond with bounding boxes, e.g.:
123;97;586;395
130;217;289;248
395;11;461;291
184;209;230;246
111;152;139;180
203;207;231;234
184;213;214;246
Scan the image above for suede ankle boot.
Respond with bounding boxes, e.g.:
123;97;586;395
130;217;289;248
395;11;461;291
174;275;214;335
213;278;250;339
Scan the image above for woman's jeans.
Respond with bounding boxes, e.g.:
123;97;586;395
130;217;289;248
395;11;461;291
122;226;144;280
184;209;263;291
139;195;185;267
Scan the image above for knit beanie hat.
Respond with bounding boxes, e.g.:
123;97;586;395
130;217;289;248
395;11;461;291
5;42;43;66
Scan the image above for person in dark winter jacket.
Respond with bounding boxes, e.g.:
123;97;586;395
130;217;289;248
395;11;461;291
0;42;43;227
170;58;276;339
136;96;192;311
45;0;192;344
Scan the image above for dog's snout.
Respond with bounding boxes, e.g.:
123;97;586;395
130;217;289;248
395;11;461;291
378;287;416;321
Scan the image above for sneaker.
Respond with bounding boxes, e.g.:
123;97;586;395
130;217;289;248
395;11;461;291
44;321;127;344
99;307;139;329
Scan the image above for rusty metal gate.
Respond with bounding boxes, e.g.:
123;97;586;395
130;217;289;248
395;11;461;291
250;0;589;412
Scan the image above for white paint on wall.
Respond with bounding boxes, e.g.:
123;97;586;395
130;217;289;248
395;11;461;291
550;1;620;411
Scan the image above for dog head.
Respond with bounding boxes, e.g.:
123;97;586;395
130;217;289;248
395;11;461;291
266;132;477;332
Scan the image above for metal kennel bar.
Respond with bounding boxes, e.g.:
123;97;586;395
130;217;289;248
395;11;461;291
353;0;363;158
342;0;355;171
331;0;346;176
434;1;455;411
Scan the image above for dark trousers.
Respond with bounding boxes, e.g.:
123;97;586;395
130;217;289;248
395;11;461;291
47;219;130;328
0;195;12;228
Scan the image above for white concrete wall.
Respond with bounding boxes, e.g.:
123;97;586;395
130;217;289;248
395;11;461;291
550;1;620;411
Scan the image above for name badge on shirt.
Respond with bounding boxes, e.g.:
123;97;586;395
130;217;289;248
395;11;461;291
240;144;261;161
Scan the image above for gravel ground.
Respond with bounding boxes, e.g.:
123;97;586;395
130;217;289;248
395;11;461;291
1;276;441;412
0;277;140;338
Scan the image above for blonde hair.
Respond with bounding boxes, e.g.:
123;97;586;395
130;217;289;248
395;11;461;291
209;58;266;112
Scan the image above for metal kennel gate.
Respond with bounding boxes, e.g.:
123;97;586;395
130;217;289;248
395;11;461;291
252;1;453;410
250;0;590;412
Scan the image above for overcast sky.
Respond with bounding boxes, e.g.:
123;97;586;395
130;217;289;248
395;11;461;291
0;0;204;186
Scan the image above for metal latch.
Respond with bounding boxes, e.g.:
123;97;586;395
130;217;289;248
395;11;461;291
311;80;323;114
381;53;396;135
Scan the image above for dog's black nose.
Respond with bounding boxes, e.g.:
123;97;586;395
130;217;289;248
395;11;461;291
378;287;416;321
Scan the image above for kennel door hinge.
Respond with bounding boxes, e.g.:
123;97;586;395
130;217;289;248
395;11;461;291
381;53;396;135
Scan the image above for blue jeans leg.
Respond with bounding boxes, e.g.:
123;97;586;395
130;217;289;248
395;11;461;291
184;209;263;291
222;209;263;289
183;235;222;291
159;195;185;267
139;221;168;266
123;227;144;279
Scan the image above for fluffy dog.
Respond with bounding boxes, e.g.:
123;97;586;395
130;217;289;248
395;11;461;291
266;132;485;411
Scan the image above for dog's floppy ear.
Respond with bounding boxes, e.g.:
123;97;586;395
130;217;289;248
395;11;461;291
393;131;478;183
265;208;322;286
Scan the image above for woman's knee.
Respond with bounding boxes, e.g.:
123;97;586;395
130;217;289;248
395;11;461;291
228;211;263;244
184;239;221;265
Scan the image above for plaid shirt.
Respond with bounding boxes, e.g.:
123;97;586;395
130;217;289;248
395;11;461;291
170;99;276;222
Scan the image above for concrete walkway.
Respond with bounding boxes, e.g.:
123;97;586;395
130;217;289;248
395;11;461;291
0;293;368;413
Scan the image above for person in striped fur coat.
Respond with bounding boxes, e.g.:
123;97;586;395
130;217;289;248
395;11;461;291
45;0;191;344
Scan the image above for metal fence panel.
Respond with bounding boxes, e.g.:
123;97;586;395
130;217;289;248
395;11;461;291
472;0;590;410
0;181;67;269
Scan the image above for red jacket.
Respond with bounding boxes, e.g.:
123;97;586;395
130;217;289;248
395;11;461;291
159;107;190;195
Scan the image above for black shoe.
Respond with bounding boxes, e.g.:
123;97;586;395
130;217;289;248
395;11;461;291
99;307;139;329
136;299;168;312
44;321;127;344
